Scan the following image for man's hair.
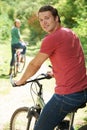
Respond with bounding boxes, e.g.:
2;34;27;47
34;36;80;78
38;5;61;23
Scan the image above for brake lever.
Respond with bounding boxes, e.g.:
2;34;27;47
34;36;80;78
41;73;52;79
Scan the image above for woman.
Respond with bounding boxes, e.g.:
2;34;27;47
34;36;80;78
9;19;26;75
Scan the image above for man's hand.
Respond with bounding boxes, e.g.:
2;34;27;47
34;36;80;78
15;79;26;86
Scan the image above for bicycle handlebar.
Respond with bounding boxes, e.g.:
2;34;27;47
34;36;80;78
10;73;52;87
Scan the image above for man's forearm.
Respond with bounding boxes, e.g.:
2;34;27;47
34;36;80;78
15;52;48;86
18;60;41;84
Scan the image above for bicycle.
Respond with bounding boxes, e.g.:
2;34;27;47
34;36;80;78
12;42;27;77
10;73;86;130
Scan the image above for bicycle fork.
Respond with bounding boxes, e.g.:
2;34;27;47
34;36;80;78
26;106;41;130
27;106;41;118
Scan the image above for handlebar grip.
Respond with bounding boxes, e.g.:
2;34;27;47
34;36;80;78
10;74;18;87
46;75;52;79
11;80;17;87
41;73;52;79
10;73;52;87
12;82;26;87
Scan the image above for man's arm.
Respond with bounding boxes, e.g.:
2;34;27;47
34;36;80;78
15;52;49;85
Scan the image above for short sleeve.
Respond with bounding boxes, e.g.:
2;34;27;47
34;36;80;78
40;35;57;56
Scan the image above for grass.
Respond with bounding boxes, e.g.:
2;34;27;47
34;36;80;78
0;43;11;77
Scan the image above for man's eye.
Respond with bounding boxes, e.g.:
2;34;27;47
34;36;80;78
45;17;49;20
39;17;49;22
39;19;42;22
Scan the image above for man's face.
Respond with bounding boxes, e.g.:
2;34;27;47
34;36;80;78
38;11;58;33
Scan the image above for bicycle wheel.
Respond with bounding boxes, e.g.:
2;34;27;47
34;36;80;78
17;55;26;73
10;107;38;130
12;54;18;77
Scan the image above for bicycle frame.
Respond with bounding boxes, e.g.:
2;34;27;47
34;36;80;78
36;95;45;109
26;74;50;112
10;74;75;129
15;49;23;63
10;74;86;130
12;48;26;77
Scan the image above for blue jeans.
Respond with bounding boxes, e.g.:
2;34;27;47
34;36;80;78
34;89;87;130
10;42;26;66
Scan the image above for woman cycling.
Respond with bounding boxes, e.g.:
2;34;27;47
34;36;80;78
9;19;26;75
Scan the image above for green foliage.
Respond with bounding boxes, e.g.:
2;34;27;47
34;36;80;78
0;0;87;49
8;8;15;20
55;0;87;28
28;13;46;44
0;1;13;41
72;8;87;57
0;14;12;41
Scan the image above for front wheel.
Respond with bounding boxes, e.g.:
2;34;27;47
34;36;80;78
10;107;39;130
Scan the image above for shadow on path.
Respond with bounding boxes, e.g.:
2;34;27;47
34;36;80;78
0;74;10;79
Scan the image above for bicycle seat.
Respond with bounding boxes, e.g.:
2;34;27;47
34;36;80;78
73;103;86;112
15;49;23;53
15;48;23;50
78;103;86;109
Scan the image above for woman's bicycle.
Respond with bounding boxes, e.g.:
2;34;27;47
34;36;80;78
10;73;86;130
12;48;26;77
12;40;28;77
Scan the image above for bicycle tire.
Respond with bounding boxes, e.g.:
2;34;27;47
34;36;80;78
10;107;38;130
12;54;18;77
17;55;26;73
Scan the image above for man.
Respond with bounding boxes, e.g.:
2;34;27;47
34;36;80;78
15;5;87;130
9;19;26;75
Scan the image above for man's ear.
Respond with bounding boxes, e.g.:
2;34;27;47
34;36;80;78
55;16;59;22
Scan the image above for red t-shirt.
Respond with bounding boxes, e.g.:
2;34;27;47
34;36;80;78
40;27;87;94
